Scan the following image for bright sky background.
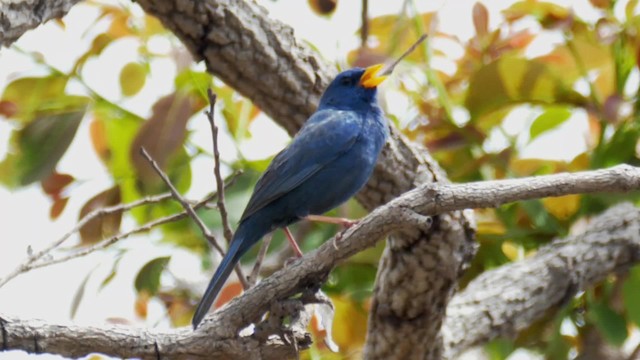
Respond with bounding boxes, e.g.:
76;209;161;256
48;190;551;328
0;0;632;359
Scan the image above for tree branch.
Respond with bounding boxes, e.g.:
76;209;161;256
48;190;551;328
0;313;308;359
0;173;241;287
2;166;639;359
443;201;640;358
0;0;83;47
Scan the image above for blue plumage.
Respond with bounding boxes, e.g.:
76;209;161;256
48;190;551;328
192;66;389;328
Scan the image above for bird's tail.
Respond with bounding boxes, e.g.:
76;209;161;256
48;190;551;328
191;220;267;329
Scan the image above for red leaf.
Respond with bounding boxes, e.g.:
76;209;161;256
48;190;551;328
0;101;17;118
89;118;110;162
214;282;243;309
41;171;74;196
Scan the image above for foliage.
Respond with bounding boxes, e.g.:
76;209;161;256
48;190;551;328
1;0;640;359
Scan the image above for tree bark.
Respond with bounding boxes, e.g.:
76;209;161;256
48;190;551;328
0;0;83;47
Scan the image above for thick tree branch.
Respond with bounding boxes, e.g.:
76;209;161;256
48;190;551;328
0;0;82;47
0;313;308;360
443;202;640;358
2;166;639;359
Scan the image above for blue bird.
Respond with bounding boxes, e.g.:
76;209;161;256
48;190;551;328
192;65;389;329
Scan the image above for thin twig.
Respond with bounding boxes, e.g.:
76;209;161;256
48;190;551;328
247;233;273;287
140;147;249;290
360;0;369;47
139;147;226;255
0;174;242;287
0;193;174;288
205;89;249;290
206;89;234;245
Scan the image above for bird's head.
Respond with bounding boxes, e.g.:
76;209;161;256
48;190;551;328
318;65;387;110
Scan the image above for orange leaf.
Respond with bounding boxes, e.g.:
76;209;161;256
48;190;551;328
50;197;69;220
89;118;110;162
135;291;150;319
214;282;243;309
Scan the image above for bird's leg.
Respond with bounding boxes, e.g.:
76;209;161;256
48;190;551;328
305;215;360;250
304;214;358;228
283;227;304;258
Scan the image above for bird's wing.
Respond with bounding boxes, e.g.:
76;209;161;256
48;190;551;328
239;109;362;221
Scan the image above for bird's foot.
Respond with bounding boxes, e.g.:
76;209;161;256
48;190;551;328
305;215;359;229
332;223;357;250
284;256;299;268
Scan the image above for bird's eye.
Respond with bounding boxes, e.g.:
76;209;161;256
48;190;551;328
340;78;352;86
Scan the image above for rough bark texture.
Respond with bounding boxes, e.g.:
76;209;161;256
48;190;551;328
132;1;476;357
3;165;640;359
0;0;83;47
0;314;308;359
443;202;640;358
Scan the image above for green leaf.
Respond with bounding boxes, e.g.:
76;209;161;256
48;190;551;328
99;254;124;291
623;265;640;327
134;256;170;295
529;106;572;140
120;62;147;97
0;107;86;188
465;56;583;119
1;75;69;123
92;99;143;205
174;69;212;105
484;338;515;360
70;269;94;319
588;302;628;346
325;263;377;301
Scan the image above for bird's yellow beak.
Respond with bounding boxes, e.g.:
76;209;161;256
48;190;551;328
360;64;387;88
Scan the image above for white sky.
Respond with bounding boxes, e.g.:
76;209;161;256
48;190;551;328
0;0;632;359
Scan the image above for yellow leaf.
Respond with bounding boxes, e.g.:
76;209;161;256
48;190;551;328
168;299;192;327
509;158;553;176
568;152;589;171
501;241;521;261
475;209;506;235
120;62;147;97
542;194;581;220
477;220;506;236
331;296;368;352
